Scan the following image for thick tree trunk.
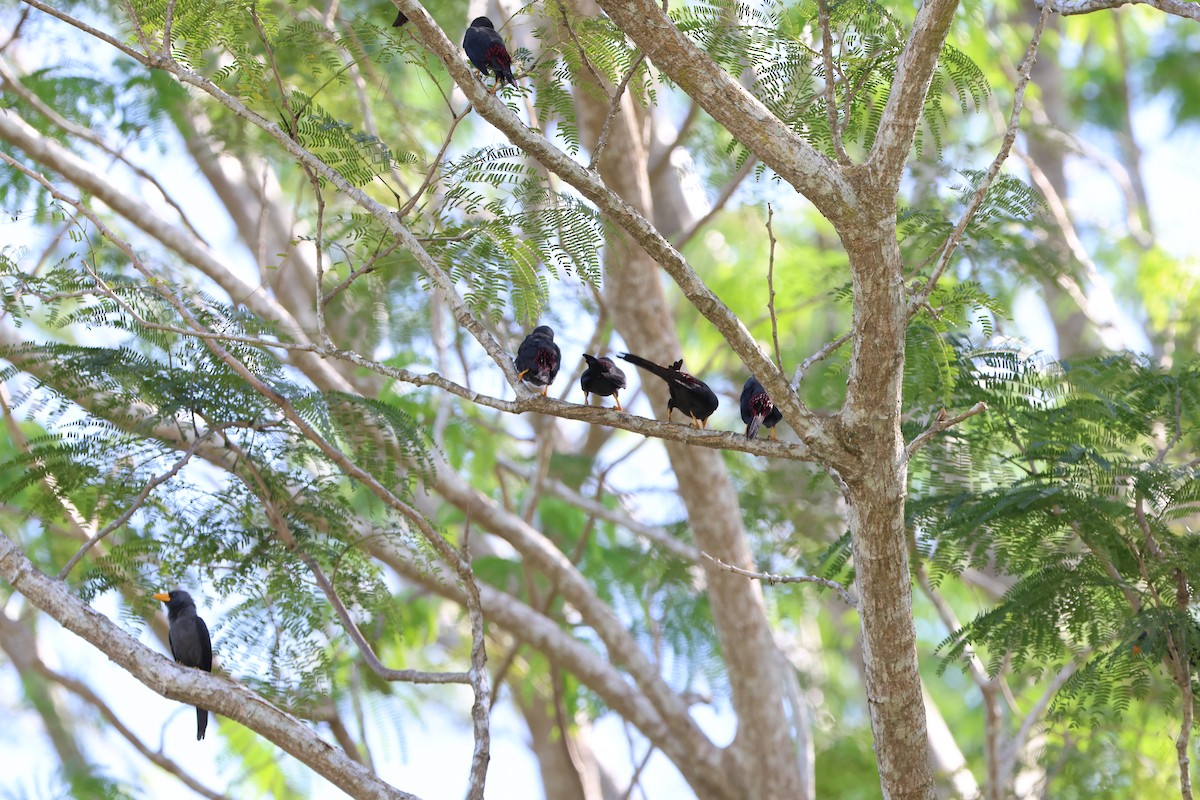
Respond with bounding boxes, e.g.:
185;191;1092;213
840;212;935;799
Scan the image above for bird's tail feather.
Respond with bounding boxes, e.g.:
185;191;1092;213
197;707;209;740
620;352;675;382
746;414;764;440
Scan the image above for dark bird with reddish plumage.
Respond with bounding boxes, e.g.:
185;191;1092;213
515;326;561;395
740;376;782;440
153;589;213;740
463;16;516;88
581;354;627;411
619;353;719;428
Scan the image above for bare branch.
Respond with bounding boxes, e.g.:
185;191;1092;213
765;204;784;373
904;402;988;460
671;155;758;251
700;552;856;607
41;664;230;799
818;0;850;165
915;1;1051;304
56;432;207;580
589;52;646;171
793;332;851;387
1052;0;1200;20
397;104;472;220
556;0;610;101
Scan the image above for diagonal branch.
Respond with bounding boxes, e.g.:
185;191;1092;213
0;534;421;800
700;552;856;607
589;52;646;171
904;402;988;460
865;0;961;189
579;0;857;224
914;1;1052;305
392;0;835;459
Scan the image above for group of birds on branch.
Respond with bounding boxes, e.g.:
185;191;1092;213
381;12;782;440
393;11;517;92
516;327;783;440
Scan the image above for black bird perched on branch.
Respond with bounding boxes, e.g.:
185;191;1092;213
620;353;719;428
740;376;783;440
153;590;213;740
581;354;626;411
515;326;561;395
391;9;408;26
463;16;516;90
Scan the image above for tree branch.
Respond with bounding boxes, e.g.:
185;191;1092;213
0;535;422;800
390;0;834;461
904;402;988;460
865;0;961;189
915;1;1052;305
700;552;856;607
1052;0;1200;20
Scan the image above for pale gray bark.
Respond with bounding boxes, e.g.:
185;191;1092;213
0;536;421;800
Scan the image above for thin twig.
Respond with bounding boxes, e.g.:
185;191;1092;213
904;402;988;460
672;156;758;250
589;52;646;171
35;662;230;799
818;0;850;164
397;104;472;219
765;204;784;373
555;0;609;100
0;54;207;243
700;552;856;607
914;0;1053;306
620;740;657;800
793;331;851;387
161;0;176;56
0;6;30;53
56;433;208;580
649;100;699;180
321;239;404;308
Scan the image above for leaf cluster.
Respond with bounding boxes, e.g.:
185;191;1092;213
0;262;439;700
908;342;1200;723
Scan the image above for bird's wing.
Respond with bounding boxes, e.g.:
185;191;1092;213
608;363;627;388
484;31;511;68
167;626;178;661
197;617;213;672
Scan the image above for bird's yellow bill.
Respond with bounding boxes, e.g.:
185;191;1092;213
152;592;171;602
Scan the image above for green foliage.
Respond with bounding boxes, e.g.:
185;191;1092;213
909;342;1200;724
0;262;436;703
666;0;989;159
440;146;604;321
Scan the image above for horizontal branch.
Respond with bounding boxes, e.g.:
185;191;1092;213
700;552;856;607
1052;0;1200;20
0;535;419;800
